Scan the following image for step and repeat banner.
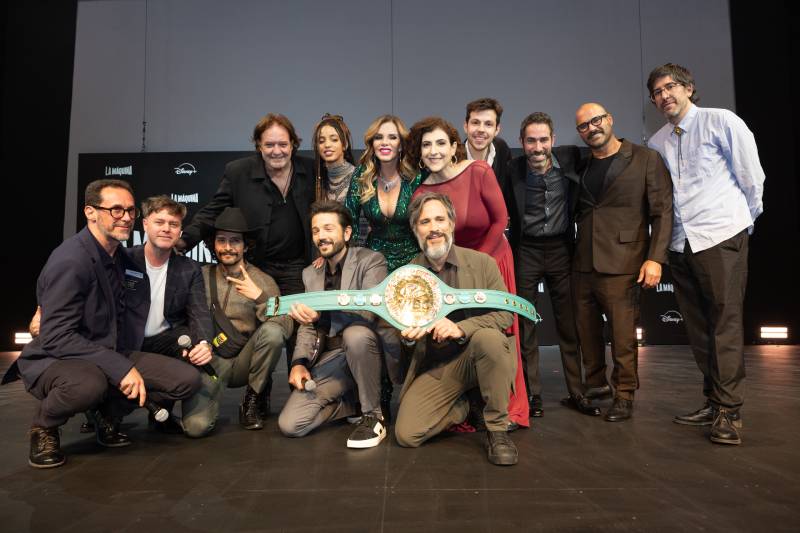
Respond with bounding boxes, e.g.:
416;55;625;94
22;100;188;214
78;151;687;345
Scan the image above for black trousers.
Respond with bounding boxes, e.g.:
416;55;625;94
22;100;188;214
142;326;190;359
515;236;583;397
573;271;640;401
29;351;201;428
668;231;749;410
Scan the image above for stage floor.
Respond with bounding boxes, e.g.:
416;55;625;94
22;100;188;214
1;345;798;532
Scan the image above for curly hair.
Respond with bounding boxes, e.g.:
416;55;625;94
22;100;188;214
406;116;467;171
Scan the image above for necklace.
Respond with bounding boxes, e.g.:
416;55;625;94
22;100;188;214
378;173;400;192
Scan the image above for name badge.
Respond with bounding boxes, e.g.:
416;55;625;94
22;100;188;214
124;269;144;290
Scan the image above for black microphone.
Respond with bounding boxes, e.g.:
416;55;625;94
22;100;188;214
145;400;169;422
301;377;317;392
178;334;218;381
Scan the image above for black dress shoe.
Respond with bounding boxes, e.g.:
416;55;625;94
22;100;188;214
239;386;264;430
585;385;613;401
486;430;518;466
674;401;742;427
29;426;66;469
560;395;601;416
148;412;184;434
257;378;272;420
89;410;131;447
710;408;742;445
79;411;94;433
604;398;633;422
529;395;543;418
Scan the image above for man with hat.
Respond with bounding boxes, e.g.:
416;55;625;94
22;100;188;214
181;207;293;437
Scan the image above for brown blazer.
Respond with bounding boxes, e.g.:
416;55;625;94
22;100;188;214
573;139;673;274
399;246;513;401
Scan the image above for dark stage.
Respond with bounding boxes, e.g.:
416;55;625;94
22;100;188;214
1;345;798;532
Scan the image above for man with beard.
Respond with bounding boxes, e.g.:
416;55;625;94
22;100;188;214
182;207;292;436
504;112;597;418
278;200;394;448
3;179;201;468
572;103;673;421
646;64;765;445
395;192;518;466
463;98;512;188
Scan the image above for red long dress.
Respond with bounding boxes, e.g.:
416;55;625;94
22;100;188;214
413;160;530;427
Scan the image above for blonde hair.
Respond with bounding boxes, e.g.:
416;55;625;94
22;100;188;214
357;115;416;204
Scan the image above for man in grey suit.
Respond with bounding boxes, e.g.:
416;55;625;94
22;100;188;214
278;200;396;448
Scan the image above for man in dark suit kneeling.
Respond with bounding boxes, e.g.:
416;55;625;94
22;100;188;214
4;179;202;468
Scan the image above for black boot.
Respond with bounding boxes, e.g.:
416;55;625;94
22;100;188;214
529;394;543;418
604;397;633;422
256;378;272;420
710;408;742;445
486;430;518;466
29;426;66;469
89;409;131;447
79;411;94;433
239;386;264;430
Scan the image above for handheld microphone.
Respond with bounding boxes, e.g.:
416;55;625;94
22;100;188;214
301;377;317;391
145;400;169;422
178;334;219;381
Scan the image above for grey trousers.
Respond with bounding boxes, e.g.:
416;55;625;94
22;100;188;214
395;328;516;448
278;325;382;438
182;321;285;437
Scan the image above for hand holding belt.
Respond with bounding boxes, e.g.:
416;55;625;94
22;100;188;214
264;264;541;330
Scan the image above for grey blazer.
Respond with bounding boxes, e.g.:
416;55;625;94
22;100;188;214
292;246;402;381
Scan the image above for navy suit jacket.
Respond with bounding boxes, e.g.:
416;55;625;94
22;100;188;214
126;245;213;347
7;227;148;389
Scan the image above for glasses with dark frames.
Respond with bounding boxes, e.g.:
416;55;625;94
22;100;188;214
91;205;140;220
576;114;608;133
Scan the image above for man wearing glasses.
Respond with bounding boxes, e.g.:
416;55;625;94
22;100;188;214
3;179;201;468
571;103;673;422
646;64;765;446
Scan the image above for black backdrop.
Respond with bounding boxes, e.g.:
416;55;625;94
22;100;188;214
1;0;798;349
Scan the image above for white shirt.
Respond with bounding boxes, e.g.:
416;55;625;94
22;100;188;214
648;104;765;253
144;258;170;337
465;140;496;167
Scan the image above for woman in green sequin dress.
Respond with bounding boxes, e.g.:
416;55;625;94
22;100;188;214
345;115;423;272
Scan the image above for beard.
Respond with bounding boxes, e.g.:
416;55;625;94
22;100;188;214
420;231;453;261
317;238;346;259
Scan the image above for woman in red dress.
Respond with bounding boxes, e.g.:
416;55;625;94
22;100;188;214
408;116;529;428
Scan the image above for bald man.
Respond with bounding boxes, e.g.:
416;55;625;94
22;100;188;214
571;103;673;421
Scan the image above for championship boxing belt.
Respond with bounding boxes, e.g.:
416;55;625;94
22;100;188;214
263;264;541;330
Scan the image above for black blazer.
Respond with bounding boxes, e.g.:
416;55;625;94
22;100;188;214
181;153;316;267
5;228;147;389
127;246;213;347
503;145;582;252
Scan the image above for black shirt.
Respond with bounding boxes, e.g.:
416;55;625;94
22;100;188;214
263;173;305;261
92;236;126;351
582;153;617;202
523;162;569;237
416;247;467;375
317;249;346;335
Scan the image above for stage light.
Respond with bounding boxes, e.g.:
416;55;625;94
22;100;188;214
760;326;788;340
636;327;643;341
14;332;32;345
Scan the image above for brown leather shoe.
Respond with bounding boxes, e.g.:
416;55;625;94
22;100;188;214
604;398;633;422
29;426;66;469
486;431;518;466
710;408;742;445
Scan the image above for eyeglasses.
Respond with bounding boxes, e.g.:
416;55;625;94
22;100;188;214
576;114;608;133
92;205;140;220
650;82;683;101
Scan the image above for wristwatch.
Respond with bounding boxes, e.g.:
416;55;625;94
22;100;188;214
264;264;541;330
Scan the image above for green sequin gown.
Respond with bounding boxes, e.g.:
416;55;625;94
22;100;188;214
344;165;424;272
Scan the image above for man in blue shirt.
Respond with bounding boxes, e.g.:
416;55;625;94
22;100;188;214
647;63;765;446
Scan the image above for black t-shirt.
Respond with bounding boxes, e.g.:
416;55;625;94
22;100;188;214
264;178;305;261
583;153;617;201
